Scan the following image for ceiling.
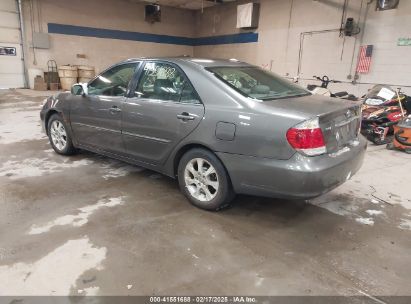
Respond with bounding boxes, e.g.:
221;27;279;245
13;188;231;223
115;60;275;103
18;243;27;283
138;0;236;10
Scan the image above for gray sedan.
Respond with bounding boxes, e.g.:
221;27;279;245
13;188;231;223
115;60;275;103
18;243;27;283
40;57;366;211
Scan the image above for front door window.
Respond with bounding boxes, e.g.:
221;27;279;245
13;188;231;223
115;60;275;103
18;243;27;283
88;63;138;97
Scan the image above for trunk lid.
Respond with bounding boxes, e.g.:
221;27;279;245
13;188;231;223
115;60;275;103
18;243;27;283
319;105;362;153
259;94;362;154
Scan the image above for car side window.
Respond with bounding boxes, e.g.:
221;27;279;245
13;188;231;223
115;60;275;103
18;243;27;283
180;81;200;104
88;63;138;97
135;62;200;104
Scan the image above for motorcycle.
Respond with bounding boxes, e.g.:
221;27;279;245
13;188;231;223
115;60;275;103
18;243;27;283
361;85;411;145
307;75;358;100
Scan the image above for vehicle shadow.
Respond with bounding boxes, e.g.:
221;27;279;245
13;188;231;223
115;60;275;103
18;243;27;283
229;195;308;216
72;150;345;232
216;194;349;238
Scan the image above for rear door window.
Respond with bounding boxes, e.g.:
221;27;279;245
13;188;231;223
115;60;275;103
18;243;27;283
135;62;200;104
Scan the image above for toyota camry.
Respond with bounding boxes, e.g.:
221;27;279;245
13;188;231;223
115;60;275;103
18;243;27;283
40;57;367;211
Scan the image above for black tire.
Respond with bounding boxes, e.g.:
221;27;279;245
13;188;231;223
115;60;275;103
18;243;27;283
369;135;391;146
47;113;76;155
177;148;234;211
386;142;395;150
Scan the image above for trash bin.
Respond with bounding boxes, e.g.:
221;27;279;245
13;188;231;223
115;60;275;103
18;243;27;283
77;65;95;83
58;65;78;91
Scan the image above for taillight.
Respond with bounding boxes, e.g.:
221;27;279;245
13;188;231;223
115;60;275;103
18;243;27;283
286;118;326;156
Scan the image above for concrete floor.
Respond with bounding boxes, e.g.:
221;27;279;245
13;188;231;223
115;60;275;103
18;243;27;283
0;89;410;297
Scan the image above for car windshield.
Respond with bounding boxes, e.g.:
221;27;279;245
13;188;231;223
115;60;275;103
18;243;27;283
207;66;310;100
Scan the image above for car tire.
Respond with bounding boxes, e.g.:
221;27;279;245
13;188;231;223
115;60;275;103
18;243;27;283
47;113;76;155
386;142;395;150
177;148;234;211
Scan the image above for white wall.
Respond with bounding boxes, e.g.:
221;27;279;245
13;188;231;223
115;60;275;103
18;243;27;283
360;0;411;86
194;0;411;96
22;0;195;74
18;0;411;95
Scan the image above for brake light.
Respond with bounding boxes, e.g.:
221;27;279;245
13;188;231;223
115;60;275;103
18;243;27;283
286;118;326;156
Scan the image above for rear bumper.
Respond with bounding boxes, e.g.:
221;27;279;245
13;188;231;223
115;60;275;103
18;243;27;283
216;136;367;199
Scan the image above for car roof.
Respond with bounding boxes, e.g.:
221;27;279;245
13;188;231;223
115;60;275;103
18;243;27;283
122;57;252;68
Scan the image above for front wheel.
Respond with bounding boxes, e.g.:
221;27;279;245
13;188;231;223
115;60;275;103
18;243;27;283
47;114;76;155
177;148;234;211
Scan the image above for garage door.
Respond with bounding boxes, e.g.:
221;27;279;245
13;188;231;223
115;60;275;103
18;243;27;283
0;0;24;89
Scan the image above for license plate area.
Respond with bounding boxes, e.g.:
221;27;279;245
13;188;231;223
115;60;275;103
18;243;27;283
320;105;362;153
337;124;351;143
336;120;358;145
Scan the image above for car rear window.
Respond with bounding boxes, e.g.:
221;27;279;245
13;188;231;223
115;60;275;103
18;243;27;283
207;66;310;101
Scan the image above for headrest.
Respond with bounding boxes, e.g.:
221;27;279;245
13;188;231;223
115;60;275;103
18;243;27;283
154;79;173;95
252;85;270;94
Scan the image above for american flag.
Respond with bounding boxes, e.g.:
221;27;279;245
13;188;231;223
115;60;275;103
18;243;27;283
356;45;373;74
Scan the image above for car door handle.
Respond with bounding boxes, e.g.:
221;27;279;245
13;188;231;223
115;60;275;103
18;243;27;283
110;106;122;113
177;112;195;121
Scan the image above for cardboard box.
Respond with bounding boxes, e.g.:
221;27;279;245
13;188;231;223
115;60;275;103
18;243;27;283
34;76;47;91
34;82;47;91
49;83;59;91
34;75;43;83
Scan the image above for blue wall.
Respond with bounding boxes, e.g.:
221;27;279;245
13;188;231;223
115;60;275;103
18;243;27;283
47;23;258;46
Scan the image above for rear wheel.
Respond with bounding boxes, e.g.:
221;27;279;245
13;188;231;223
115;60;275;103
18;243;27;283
47;114;76;155
177;148;234;211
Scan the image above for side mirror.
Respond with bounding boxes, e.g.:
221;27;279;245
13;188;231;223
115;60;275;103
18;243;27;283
71;83;88;96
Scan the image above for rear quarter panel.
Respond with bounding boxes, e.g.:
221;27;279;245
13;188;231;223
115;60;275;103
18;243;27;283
168;61;306;163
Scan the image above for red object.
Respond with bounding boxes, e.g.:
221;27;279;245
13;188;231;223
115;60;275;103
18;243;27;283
286;128;325;149
356;45;373;74
387;111;403;122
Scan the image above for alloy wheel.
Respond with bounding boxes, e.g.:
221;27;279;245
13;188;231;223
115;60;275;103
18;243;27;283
50;120;67;151
184;158;219;202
